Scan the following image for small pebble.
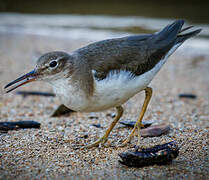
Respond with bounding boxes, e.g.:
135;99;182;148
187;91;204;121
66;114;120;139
106;113;116;118
88;113;99;119
141;124;170;137
91;124;102;128
119;120;153;128
82;134;89;139
178;93;197;99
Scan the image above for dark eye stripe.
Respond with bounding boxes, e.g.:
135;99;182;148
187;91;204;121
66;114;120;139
49;61;57;68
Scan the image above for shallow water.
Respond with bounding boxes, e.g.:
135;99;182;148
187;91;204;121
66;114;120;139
0;0;209;56
0;13;209;57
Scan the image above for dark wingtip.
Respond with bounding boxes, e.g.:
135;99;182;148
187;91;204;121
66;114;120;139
177;28;202;42
192;28;202;36
170;19;185;30
173;19;185;32
178;19;185;25
156;19;185;44
179;25;194;33
195;28;202;34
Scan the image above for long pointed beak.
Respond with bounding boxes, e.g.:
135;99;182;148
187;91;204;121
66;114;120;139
4;70;37;93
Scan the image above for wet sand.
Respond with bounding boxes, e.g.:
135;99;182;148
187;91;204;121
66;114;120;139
0;32;209;179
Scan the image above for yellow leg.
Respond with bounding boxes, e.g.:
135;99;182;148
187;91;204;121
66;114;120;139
121;87;152;146
81;106;123;149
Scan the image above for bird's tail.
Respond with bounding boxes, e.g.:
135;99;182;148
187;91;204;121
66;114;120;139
155;19;202;46
151;20;202;60
176;25;202;43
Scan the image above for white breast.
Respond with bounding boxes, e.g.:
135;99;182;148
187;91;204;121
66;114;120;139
51;77;89;111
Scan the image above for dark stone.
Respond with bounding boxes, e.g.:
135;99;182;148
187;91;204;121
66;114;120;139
141;124;170;137
119;141;179;167
91;124;102;128
178;93;197;99
51;104;75;117
0;121;40;132
16;91;55;98
119;120;153;128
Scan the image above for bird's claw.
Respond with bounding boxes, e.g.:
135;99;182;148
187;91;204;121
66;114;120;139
80;137;108;150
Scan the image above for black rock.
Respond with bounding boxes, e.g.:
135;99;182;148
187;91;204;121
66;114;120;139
119;141;179;167
178;93;197;99
0;121;41;131
119;120;153;128
16;91;55;97
91;124;102;128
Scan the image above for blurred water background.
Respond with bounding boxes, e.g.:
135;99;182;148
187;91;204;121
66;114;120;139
0;0;209;55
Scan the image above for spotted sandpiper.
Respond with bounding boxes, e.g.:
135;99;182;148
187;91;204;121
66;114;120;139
4;20;201;148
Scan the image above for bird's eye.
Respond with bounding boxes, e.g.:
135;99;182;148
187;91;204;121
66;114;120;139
49;61;58;68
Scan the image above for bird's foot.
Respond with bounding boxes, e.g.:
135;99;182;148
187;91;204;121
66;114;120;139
119;123;142;147
80;136;108;149
119;136;132;147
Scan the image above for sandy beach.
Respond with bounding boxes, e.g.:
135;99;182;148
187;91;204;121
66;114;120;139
0;25;209;179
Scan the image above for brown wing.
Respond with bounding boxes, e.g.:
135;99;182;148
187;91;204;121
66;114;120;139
75;34;168;80
75;20;190;81
71;20;200;97
71;36;152;96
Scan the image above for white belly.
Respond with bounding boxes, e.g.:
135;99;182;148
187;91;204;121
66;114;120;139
52;43;181;112
85;59;165;112
52;67;154;112
51;58;165;112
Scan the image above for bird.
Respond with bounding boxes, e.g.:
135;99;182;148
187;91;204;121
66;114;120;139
4;20;201;149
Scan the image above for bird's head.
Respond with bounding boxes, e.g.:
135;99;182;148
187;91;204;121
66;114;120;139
4;51;74;93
